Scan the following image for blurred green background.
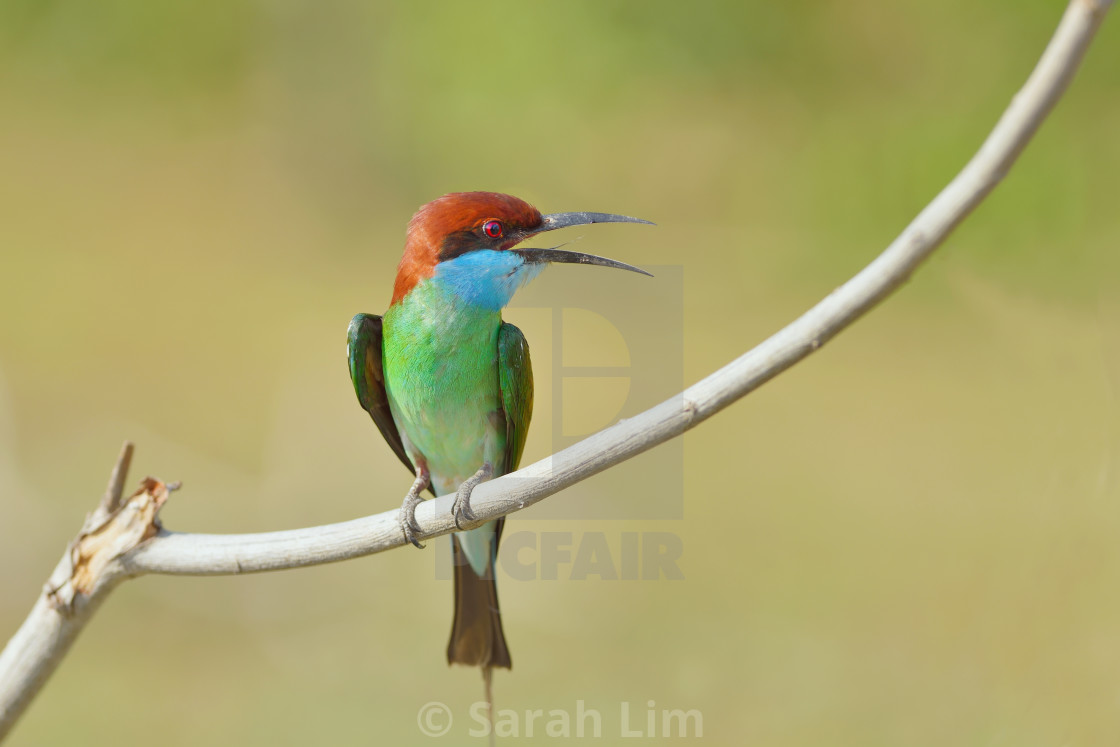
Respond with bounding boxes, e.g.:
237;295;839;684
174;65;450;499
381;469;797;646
2;0;1119;743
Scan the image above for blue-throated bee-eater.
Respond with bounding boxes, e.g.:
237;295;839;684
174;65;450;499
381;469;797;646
347;191;650;678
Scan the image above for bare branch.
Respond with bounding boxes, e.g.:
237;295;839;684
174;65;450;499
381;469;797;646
0;478;172;741
0;0;1113;740
122;0;1114;576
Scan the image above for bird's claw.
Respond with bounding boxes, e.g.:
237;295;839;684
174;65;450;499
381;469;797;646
399;491;425;549
452;499;477;530
452;462;492;530
399;465;430;549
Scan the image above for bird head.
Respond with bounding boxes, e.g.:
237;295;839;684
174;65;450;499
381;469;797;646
392;191;651;309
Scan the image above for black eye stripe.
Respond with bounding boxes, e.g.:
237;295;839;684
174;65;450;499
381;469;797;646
439;230;479;261
437;220;526;261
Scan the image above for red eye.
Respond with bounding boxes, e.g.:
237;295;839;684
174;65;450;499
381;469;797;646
482;220;504;239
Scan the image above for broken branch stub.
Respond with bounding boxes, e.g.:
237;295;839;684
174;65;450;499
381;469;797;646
46;477;174;612
1;462;178;742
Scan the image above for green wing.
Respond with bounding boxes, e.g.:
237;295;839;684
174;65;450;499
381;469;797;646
497;322;534;474
347;313;427;488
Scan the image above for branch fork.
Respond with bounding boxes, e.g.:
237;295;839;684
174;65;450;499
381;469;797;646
0;443;178;740
47;473;173;613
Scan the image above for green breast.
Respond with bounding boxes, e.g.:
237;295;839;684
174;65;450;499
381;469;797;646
381;279;507;495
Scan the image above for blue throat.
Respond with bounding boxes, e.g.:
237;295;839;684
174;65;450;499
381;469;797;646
432;250;545;311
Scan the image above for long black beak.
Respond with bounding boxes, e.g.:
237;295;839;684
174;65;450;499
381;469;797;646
537;211;654;233
513;211;654;277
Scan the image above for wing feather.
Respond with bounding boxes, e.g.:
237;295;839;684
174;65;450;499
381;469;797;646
347;313;428;488
497;322;534;475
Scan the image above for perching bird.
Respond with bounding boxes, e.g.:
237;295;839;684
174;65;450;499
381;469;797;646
346;191;650;686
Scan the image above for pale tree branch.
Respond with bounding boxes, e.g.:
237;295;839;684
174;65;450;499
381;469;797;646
0;447;171;741
125;0;1115;574
0;0;1113;741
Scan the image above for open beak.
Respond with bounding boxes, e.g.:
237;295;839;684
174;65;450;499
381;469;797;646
512;211;654;277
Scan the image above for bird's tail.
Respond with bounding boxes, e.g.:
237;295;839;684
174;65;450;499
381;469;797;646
447;520;511;670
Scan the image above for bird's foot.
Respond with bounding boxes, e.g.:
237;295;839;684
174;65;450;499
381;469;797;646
452;462;493;530
400;465;430;549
